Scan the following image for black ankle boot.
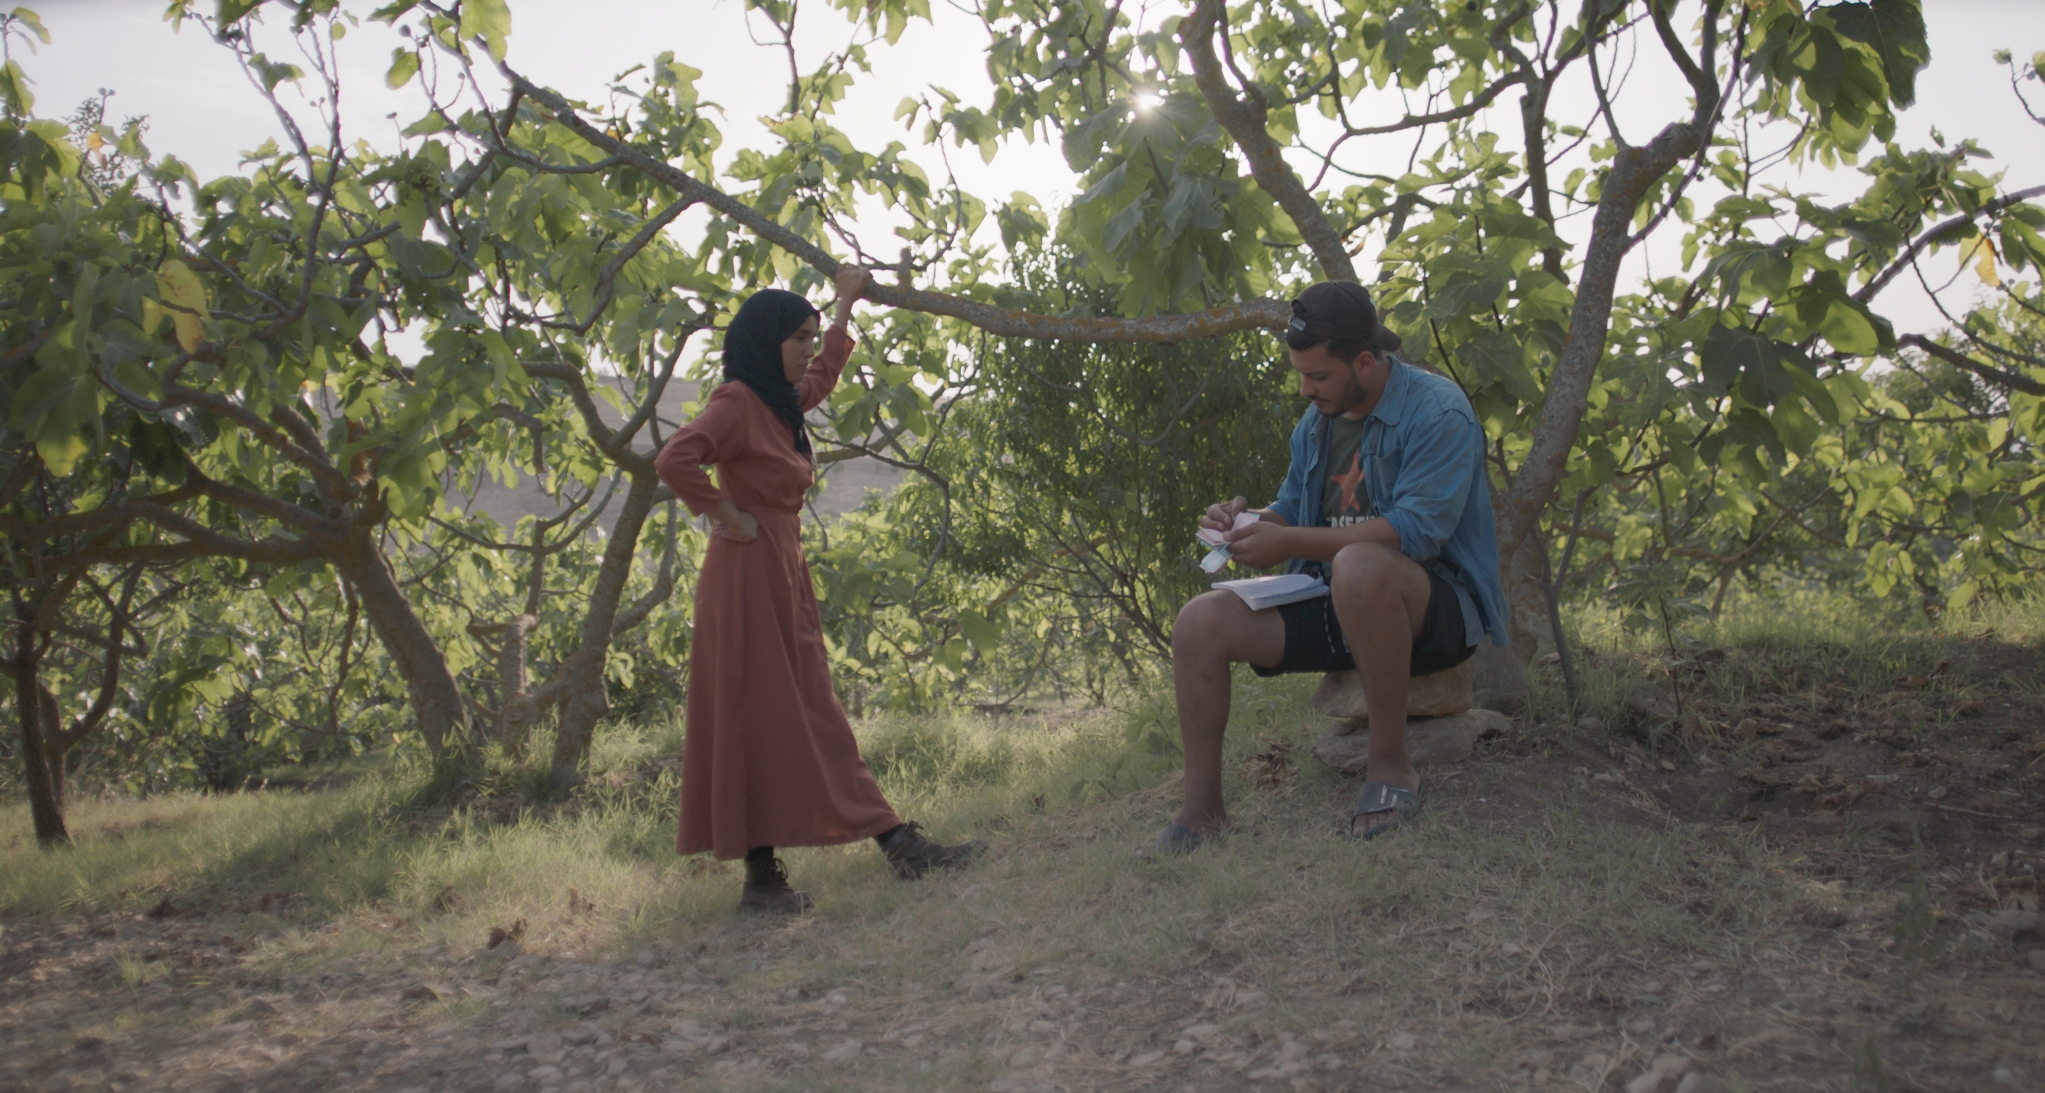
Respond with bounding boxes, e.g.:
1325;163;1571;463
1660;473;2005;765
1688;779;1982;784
879;821;984;880
740;856;813;914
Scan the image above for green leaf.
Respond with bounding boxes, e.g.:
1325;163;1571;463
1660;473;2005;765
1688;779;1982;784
1453;328;1540;403
1699;322;1778;394
128;416;189;482
0;57;34;116
250;53;305;91
957;609;1002;654
1422;259;1512;319
1824;0;1929;108
11;361;98;476
460;0;512;62
9;7;49;46
386;47;420;89
216;0;262;27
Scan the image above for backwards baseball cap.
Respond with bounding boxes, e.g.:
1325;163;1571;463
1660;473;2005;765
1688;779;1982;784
1288;281;1402;354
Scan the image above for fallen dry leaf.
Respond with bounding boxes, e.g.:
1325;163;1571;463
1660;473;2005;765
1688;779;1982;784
486;918;527;950
1815;778;1888;814
1240;741;1296;790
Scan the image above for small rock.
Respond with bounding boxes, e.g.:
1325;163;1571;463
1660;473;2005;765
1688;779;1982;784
1673;1075;1731;1093
1577;716;1603;733
1986;910;2045;946
824;987;853;1005
1129;1050;1165;1067
563;1026;600;1047
491;1035;532;1053
2020;826;2043;841
492;1075;526;1091
1387;1031;1417;1051
1624;1017;1656;1035
820;1039;863;1065
1626;683;1678;724
1625;1054;1690;1093
527;1066;561;1083
1007;1045;1045;1067
527;1033;564;1061
1173;1039;1198;1055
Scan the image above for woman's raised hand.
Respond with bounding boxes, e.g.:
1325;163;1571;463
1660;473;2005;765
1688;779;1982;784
831;265;870;327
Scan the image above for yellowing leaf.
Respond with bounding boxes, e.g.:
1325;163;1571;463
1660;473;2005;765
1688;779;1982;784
1960;233;2001;288
140;297;164;335
156;258;209;353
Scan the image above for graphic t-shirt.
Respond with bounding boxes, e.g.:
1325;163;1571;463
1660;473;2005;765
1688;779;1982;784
1321;413;1371;527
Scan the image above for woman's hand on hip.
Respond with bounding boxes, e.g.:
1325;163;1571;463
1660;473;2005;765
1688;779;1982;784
710;502;760;543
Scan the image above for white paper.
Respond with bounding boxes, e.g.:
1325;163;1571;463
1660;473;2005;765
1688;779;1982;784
1213;573;1329;611
1197;512;1261;573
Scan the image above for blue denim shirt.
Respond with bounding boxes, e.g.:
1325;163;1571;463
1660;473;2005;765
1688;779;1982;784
1266;359;1510;648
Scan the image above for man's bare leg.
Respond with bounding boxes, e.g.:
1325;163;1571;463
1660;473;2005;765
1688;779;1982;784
1327;544;1434;836
1169;590;1287;835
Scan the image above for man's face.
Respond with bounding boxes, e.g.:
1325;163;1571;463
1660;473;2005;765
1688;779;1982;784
1289;343;1374;417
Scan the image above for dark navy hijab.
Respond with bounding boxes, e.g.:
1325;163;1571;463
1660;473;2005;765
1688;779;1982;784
722;288;820;457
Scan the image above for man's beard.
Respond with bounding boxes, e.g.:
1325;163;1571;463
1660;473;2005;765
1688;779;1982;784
1321;370;1369;416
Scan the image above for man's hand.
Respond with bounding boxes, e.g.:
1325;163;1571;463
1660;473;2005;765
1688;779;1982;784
1200;496;1250;534
1223;518;1292;569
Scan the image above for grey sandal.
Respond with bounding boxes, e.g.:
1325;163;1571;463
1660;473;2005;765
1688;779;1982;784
1142;822;1212;858
1348;782;1424;840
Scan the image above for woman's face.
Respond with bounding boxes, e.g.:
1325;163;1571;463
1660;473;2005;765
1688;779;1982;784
780;315;821;383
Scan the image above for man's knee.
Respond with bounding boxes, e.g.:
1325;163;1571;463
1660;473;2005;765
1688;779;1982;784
1173;591;1239;652
1330;542;1406;593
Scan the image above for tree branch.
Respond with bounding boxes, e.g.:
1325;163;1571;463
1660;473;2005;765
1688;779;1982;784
1898;333;2045;398
1179;0;1354;281
499;65;1288;343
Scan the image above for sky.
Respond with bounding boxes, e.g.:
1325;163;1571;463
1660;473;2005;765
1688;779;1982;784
14;0;2045;344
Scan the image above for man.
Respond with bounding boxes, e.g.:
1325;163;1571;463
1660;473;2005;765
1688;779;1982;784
1161;281;1509;847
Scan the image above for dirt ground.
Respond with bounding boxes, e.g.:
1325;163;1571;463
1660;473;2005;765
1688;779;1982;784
3;640;2042;1093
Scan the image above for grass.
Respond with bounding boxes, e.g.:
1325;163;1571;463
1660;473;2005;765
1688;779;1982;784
4;588;2042;1090
0;678;1789;1017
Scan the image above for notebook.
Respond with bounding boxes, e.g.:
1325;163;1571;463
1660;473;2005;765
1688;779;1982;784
1213;573;1330;611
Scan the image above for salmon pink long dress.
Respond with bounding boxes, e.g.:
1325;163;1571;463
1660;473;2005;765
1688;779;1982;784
654;327;901;860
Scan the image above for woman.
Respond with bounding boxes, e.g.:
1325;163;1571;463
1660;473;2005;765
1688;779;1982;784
655;266;980;914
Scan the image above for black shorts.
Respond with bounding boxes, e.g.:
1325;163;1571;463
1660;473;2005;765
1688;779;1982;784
1251;566;1473;678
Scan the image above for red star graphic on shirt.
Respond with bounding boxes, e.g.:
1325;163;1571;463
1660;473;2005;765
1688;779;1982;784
1332;450;1367;515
